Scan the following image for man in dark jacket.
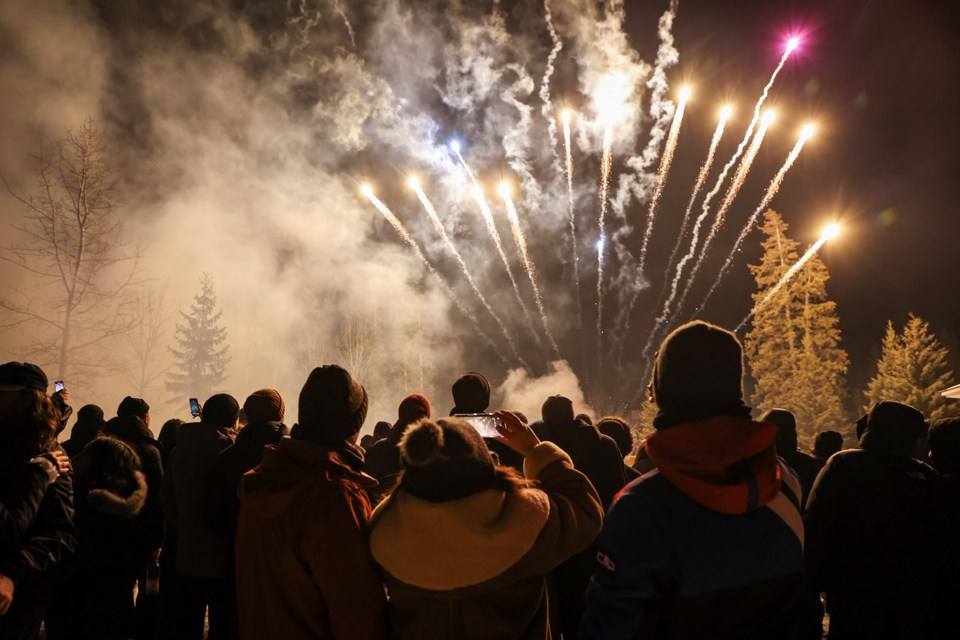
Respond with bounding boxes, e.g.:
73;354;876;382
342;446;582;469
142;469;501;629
0;362;77;640
581;322;805;640
804;401;942;639
449;371;525;472
61;405;105;459
364;393;431;504
761;408;822;508
235;365;387;640
161;394;239;640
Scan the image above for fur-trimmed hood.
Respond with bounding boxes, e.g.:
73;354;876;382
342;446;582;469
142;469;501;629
87;470;148;517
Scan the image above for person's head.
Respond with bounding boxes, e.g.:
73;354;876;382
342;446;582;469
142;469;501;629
928;417;960;476
243;389;285;425
597;416;634;459
296;365;368;446
576;413;593;426
373;420;392;442
157;418;184;451
760;409;798;454
397;417;525;502
83;435;143;490
77;404;105;426
812;430;843;460
651;321;744;428
397;394;431;429
360;434;374;450
202;394;241;429
542;395;575;426
0;361;58;460
451;372;490;413
117;396;150;428
860;401;926;459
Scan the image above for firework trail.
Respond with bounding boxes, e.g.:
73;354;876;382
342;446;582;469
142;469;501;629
596;119;614;367
674;110;774;316
409;178;527;365
361;186;514;367
638;105;733;365
695;124;815;315
469;184;543;349
562;110;582;327
539;0;564;171
500;184;561;359
735;223;840;333
636;88;690;276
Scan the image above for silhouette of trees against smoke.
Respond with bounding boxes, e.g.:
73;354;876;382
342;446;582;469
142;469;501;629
123;284;174;399
167;274;230;403
745;210;849;446
0;119;140;386
865;314;957;420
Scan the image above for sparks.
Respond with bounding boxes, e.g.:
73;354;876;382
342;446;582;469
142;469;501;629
561;108;582;327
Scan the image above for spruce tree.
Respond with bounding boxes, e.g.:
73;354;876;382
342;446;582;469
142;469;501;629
167;274;230;403
744;210;849;445
865;314;956;419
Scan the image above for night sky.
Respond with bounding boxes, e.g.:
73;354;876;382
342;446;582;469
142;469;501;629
622;0;960;394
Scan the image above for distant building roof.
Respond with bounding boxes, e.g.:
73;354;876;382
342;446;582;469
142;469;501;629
942;383;960;400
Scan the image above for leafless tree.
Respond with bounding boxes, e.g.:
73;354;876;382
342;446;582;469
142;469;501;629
335;319;378;384
1;119;139;386
122;284;174;399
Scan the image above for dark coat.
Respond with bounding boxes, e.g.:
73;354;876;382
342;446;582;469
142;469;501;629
202;421;287;546
0;445;78;640
161;421;236;579
235;439;387;640
804;422;943;639
102;416;164;550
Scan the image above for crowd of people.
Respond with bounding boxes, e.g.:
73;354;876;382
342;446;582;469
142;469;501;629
1;320;958;639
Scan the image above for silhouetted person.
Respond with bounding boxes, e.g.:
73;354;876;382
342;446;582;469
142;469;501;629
804;401;941;639
0;362;76;640
582;322;805;639
368;414;603;638
812;430;844;463
761;408;822;508
533;395;627;638
928;417;960;638
157;419;184;467
235;365;387;640
48;437;149;639
365;394;431;505
61;405;105;459
161;394;239;640
598;416;642;482
449;371;524;472
372;420;392;444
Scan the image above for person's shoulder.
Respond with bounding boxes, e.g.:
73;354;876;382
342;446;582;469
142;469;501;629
610;470;669;510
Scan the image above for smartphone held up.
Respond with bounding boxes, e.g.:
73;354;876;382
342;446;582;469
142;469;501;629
54;380;65;393
454;413;503;438
189;397;201;418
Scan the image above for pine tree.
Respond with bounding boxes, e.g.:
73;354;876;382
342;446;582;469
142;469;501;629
865;314;957;419
744;211;849;446
167;274;230;402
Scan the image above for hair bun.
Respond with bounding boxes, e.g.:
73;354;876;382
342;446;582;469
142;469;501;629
400;419;445;467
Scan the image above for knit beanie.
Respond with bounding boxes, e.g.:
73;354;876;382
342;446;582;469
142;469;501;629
542;395;575;426
117;396;150;419
760;408;798;453
297;365;368;445
77;404;105;424
398;394;431;426
451;372;490;413
0;362;47;392
243;389;285;424
400;418;496;502
202;394;240;428
652;321;746;429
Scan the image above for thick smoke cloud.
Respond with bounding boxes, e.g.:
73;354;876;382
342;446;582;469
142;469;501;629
0;0;677;428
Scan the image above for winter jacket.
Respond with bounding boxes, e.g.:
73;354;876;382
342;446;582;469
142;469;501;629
581;416;805;640
363;427;405;505
161;421;236;578
804;423;943;639
235;438;387;640
202;421;287;546
0;445;78;640
103;416;164;549
46;443;148;640
0;462;55;552
368;441;604;640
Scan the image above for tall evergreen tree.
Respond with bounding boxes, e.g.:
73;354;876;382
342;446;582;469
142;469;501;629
865;314;956;419
744;210;849;445
167;274;229;402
